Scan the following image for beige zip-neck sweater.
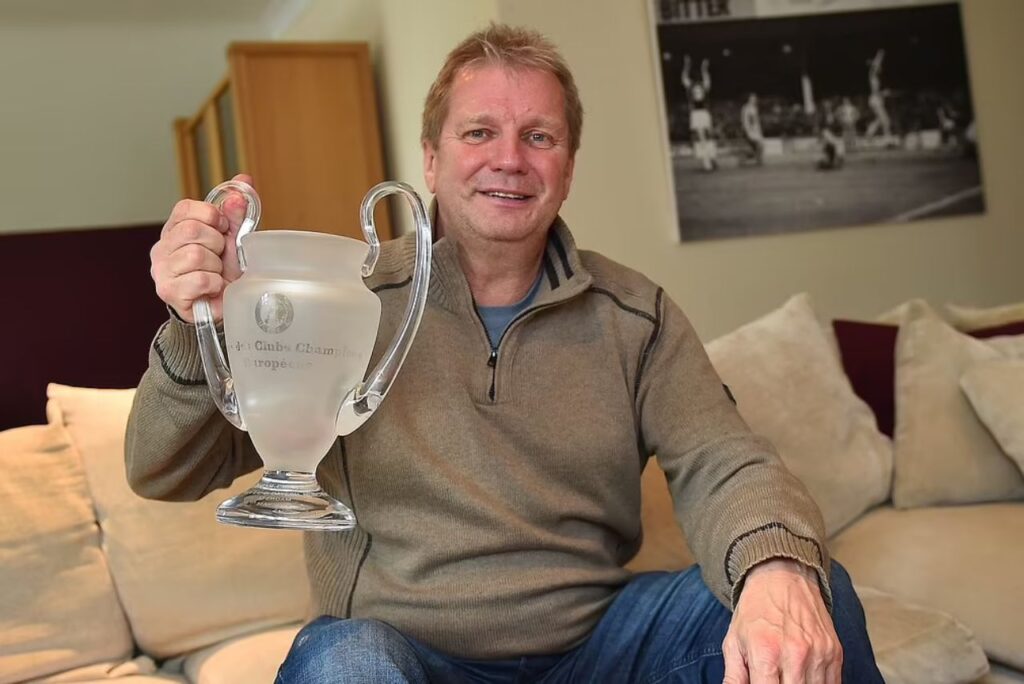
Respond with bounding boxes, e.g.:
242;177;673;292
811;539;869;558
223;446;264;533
126;220;828;659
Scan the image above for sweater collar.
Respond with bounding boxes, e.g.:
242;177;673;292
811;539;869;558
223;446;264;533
428;213;592;316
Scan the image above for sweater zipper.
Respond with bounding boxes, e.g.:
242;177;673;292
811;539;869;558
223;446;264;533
473;302;559;402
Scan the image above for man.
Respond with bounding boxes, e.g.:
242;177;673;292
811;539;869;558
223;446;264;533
740;93;764;166
818;101;846;171
129;25;882;683
838;97;860;152
681;55;717;171
864;48;893;146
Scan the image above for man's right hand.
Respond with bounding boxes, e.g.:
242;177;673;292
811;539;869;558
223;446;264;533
150;173;253;323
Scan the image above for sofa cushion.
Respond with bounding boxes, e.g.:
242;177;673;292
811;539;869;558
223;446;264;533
832;300;1022;440
705;293;892;536
945;301;1024;332
45;384;311;660
892;314;1024;507
961;360;1024;474
27;656;176;683
183;625;300;684
626;459;695;573
857;586;989;684
45;678;186;684
830;503;1024;670
978;665;1024;684
0;423;134;684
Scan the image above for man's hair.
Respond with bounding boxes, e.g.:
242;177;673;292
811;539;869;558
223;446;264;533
421;24;583;155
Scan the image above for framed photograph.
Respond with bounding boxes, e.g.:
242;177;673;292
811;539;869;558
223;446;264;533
651;0;985;241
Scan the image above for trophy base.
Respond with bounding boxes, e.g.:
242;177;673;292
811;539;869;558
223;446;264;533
216;470;357;532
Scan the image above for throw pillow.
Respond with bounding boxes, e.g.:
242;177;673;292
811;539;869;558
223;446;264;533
833;299;1022;438
892;314;1024;507
961;359;1024;474
945;300;1024;331
45;384;311;660
0;422;133;683
831;300;940;437
831;320;899;437
706;293;892;536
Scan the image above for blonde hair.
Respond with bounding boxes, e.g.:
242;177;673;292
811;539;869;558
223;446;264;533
421;24;583;155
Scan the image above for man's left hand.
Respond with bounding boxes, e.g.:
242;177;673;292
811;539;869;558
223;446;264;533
722;558;842;684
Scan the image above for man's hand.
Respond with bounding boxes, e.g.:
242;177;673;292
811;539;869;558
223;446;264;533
722;558;842;684
150;173;253;323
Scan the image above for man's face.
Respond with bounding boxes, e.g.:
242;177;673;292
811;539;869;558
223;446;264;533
423;65;575;246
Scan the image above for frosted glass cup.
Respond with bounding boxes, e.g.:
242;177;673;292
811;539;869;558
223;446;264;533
192;180;432;531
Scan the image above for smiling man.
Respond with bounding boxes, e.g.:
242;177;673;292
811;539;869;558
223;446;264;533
127;24;883;683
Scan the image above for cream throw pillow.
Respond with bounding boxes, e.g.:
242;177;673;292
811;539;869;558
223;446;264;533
45;384;311;660
0;423;133;683
892;314;1024;507
945;301;1024;331
705;293;892;536
875;298;939;325
961;359;1024;474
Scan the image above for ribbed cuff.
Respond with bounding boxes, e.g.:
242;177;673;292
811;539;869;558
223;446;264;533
726;522;832;612
152;316;206;385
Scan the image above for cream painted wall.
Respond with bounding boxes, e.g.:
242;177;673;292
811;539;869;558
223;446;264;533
0;19;268;234
498;0;1024;338
279;1;381;46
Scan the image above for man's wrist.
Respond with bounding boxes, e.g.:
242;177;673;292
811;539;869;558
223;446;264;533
747;557;817;582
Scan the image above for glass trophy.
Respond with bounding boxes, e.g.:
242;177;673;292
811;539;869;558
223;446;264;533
192;180;431;531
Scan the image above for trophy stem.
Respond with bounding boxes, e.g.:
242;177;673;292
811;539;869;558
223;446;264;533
216;470;357;531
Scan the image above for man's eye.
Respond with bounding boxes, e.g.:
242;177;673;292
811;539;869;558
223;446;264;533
464;129;490;141
527;132;554;148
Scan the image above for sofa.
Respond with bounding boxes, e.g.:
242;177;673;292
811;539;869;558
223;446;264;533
628;293;1024;684
2;222;1022;682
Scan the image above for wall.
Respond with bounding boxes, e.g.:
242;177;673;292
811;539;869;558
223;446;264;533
0;18;269;234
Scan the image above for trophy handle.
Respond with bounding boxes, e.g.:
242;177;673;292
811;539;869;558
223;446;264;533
337;181;432;435
192;180;262;430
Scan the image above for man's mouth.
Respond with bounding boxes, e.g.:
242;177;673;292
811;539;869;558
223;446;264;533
480;190;532;201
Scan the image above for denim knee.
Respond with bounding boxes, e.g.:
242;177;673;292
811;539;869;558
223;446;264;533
277;617;427;684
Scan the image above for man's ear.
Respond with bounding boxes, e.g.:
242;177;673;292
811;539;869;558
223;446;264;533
423;140;437;194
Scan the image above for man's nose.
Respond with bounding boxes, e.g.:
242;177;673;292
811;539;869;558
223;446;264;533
490;134;527;173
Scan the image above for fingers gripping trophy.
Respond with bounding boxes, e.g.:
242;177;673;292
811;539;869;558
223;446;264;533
193;180;432;531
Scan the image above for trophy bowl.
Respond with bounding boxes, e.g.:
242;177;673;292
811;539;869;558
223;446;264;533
192;180;431;531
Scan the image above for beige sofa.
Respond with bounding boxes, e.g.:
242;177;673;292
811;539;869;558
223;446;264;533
2;294;1022;683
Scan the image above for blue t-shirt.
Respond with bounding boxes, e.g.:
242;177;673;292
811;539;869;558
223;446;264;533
477;271;542;349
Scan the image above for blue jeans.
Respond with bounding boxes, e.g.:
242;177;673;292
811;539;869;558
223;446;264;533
276;561;883;683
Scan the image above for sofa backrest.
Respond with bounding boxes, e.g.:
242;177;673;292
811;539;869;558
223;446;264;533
46;383;312;660
0;421;133;683
0;383;313;682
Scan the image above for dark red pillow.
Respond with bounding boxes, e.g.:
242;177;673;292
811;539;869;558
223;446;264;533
832;317;1024;437
969;320;1024;338
832;321;899;436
